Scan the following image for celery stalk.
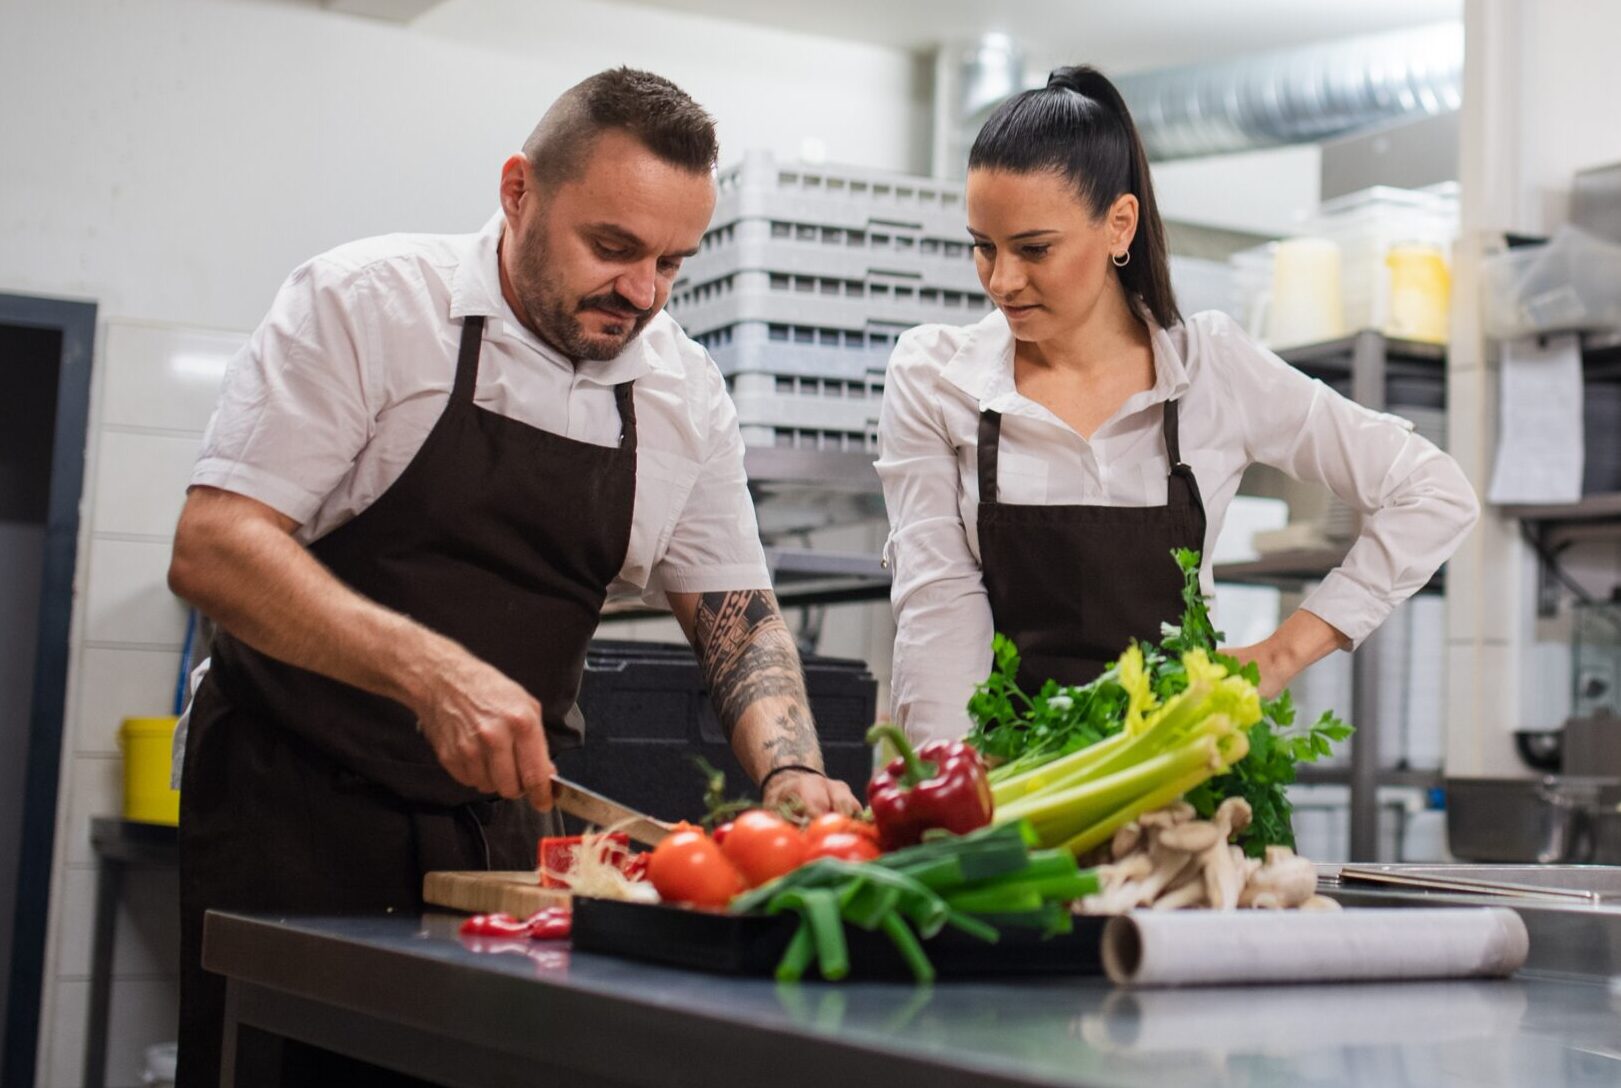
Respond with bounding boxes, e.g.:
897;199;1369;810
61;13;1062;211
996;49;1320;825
990;730;1134;807
1058;765;1219;857
997;735;1228;846
1059;729;1252;857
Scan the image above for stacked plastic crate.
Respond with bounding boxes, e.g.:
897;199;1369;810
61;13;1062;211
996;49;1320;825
665;151;994;452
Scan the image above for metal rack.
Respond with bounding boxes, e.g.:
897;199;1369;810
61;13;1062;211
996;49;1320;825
1214;329;1451;861
1496;331;1621;614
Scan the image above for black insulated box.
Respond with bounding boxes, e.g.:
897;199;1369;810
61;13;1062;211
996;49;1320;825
553;639;878;823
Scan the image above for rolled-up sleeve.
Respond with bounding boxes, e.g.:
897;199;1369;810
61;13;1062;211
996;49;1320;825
876;327;995;743
649;360;771;599
1207;314;1481;646
191;259;378;524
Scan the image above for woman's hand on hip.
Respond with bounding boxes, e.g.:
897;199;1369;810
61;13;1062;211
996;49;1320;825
1222;610;1351;699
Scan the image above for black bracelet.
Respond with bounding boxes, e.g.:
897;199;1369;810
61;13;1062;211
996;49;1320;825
759;763;825;794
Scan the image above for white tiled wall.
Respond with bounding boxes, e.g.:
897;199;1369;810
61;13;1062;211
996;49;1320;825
40;320;241;1088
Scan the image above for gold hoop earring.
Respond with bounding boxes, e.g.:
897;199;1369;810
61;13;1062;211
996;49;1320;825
1112;250;1130;268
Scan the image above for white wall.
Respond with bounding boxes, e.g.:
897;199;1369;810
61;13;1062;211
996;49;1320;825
1;1;925;1083
0;0;928;334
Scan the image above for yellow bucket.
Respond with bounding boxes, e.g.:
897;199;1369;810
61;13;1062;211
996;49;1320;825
119;716;181;826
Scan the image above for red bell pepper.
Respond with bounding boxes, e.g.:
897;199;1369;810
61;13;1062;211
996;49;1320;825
864;725;994;851
538;833;631;888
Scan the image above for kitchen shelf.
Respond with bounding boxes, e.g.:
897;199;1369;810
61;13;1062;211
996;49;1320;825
1212;548;1444;594
1212;548;1349;588
1276;330;1447;375
1501;492;1621;526
598;547;891;623
1294;767;1443;790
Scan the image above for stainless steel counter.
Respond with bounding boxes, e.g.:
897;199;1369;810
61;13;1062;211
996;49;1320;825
203;910;1621;1088
1322;863;1621;979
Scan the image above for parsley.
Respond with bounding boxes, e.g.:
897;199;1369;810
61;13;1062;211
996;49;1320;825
967;548;1354;856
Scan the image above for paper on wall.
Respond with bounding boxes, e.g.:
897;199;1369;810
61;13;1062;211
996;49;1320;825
1487;334;1584;504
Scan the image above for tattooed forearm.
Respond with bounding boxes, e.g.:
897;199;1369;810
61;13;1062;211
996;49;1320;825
761;704;819;768
693;589;810;741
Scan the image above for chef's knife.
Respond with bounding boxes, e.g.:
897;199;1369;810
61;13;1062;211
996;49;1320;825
550;776;675;848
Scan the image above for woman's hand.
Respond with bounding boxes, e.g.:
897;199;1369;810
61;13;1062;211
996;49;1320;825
1222;611;1351;698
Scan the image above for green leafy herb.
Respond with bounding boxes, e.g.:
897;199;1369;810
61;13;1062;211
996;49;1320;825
966;548;1353;855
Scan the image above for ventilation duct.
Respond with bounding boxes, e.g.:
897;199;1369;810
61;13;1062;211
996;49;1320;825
933;22;1463;176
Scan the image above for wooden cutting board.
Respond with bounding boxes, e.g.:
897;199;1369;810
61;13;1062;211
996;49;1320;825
423;871;570;915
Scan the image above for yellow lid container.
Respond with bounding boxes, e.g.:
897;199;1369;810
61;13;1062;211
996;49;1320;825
119;716;181;826
1385;242;1452;343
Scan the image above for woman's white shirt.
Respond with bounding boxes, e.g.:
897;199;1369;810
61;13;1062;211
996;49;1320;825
876;308;1480;743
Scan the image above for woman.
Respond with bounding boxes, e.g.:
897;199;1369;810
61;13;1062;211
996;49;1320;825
877;65;1479;742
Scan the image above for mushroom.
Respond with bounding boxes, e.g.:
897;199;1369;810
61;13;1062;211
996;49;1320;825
1111;822;1143;860
1300;895;1343;912
1152;877;1208;910
1155;819;1223;854
1214;797;1252;837
1239;845;1319;909
1200;843;1249;911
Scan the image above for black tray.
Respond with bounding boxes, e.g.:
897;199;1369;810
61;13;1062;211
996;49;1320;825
571;897;1106;979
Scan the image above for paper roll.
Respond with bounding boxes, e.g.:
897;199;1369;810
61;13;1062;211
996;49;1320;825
1101;908;1528;988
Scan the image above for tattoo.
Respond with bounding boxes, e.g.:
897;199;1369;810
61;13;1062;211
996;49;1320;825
693;589;810;742
761;704;820;768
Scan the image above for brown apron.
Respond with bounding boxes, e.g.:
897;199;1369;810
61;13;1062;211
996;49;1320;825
177;315;637;1086
977;398;1207;689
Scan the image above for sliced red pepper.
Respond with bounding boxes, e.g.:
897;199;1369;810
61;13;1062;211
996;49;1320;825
459;913;535;939
620;852;651;882
865;724;994;851
460;907;573;941
538;834;630;889
524;906;572;941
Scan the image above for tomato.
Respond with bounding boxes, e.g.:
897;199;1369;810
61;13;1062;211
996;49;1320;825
807;830;881;863
648;828;745;908
719;810;808;887
712;821;734;846
804;813;879;847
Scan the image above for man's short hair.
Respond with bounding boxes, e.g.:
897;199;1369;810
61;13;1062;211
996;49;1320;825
523;67;718;187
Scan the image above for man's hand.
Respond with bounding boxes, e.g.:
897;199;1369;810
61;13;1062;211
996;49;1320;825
410;650;555;810
669;588;852;813
764;769;861;818
170;486;556;810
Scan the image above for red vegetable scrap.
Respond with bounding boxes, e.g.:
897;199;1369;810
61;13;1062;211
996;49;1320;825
459;906;572;941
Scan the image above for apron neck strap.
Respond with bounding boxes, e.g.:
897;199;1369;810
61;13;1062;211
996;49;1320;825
452;316;485;405
977;409;1003;504
1162;397;1185;469
613;382;638;452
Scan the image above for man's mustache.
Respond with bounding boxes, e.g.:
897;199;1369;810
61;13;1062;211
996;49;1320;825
579;293;652;320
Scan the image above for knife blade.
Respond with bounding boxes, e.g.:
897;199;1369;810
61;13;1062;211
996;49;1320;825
550;776;675;848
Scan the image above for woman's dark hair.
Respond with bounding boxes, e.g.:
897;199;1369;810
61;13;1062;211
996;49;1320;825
969;65;1180;328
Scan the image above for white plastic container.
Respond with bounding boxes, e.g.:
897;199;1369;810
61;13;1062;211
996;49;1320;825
1264;237;1346;347
1481;224;1621;339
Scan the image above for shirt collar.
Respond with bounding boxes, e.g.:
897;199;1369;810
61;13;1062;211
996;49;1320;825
939;303;1191;420
449;210;656;386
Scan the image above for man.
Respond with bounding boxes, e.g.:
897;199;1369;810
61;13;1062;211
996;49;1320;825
168;67;859;1086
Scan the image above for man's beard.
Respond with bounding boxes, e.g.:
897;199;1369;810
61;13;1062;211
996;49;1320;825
511;227;655;362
